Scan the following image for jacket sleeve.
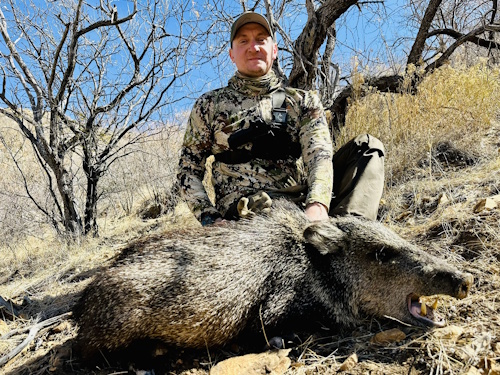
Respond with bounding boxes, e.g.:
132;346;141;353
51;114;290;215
177;96;221;222
299;90;334;209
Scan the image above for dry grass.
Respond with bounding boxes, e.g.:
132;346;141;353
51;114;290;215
1;63;500;374
337;61;500;184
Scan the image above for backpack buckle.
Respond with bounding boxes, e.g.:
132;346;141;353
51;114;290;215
272;108;287;124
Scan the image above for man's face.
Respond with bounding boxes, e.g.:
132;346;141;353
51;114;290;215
229;23;278;78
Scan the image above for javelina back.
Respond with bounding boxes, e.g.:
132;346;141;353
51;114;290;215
74;200;472;357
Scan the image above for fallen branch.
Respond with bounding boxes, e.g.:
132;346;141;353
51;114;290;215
0;312;72;367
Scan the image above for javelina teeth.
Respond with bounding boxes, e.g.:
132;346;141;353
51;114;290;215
432;299;439;310
420;300;427;316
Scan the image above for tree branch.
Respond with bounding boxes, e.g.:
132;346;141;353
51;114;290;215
0;7;43;119
288;0;358;90
0;313;72;367
425;25;499;73
407;0;443;66
427;27;500;49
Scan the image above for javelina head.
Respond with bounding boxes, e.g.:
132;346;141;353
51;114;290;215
303;216;473;328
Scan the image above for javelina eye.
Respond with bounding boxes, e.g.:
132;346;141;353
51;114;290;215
371;246;398;264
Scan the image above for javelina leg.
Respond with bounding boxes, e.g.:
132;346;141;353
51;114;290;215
330;134;385;220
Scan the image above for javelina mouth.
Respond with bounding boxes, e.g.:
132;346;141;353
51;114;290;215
407;294;446;327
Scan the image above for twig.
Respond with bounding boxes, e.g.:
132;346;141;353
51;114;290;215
382;315;413;327
0;312;72;367
259;304;270;348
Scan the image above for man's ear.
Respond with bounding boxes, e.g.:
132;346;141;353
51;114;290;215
229;48;235;63
303;221;346;255
272;42;278;60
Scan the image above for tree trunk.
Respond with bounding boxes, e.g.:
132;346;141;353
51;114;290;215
54;164;83;237
84;166;99;236
288;0;357;90
407;0;444;66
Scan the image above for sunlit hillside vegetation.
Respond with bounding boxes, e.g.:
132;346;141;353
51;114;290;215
339;61;500;184
0;119;186;243
0;63;499;374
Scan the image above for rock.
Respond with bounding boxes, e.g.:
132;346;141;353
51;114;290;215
371;328;406;345
339;353;358;371
209;349;291;375
473;194;500;213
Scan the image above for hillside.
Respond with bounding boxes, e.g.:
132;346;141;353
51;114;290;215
0;63;499;374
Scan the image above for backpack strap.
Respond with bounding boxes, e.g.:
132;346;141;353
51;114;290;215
272;89;287;124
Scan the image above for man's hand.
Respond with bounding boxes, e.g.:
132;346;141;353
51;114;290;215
305;202;329;221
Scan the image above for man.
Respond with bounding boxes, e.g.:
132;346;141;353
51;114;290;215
178;11;385;226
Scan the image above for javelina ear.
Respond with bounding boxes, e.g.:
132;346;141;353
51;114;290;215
303;222;346;255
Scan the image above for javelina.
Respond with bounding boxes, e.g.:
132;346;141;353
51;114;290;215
74;200;472;357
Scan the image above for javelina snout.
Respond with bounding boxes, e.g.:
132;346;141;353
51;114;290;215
74;199;472;358
431;270;472;300
311;216;473;328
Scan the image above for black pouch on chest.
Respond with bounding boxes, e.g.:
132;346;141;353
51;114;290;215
250;89;301;160
217;89;300;164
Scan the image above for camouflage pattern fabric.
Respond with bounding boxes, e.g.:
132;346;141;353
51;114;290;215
178;69;333;222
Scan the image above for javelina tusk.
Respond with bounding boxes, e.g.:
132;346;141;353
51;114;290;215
420;299;427;316
432;299;439;310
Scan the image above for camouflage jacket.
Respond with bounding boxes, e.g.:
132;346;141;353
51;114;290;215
178;70;334;222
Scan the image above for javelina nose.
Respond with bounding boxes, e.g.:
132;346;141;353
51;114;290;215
434;271;473;300
457;273;473;299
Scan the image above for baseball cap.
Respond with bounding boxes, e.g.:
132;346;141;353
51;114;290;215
230;11;274;44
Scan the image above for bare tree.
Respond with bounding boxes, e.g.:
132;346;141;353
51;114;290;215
1;0;498;237
0;0;203;236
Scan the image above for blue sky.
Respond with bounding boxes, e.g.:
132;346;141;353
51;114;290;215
0;0;413;119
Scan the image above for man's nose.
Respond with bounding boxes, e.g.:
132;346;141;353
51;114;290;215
249;41;260;52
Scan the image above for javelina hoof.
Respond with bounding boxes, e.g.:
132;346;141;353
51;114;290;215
266;333;301;350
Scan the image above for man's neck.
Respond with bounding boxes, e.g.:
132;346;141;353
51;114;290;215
236;71;269;79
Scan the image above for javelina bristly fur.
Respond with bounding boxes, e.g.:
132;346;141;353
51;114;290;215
74;200;472;358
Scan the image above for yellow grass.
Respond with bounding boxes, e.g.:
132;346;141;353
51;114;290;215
337;61;500;183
